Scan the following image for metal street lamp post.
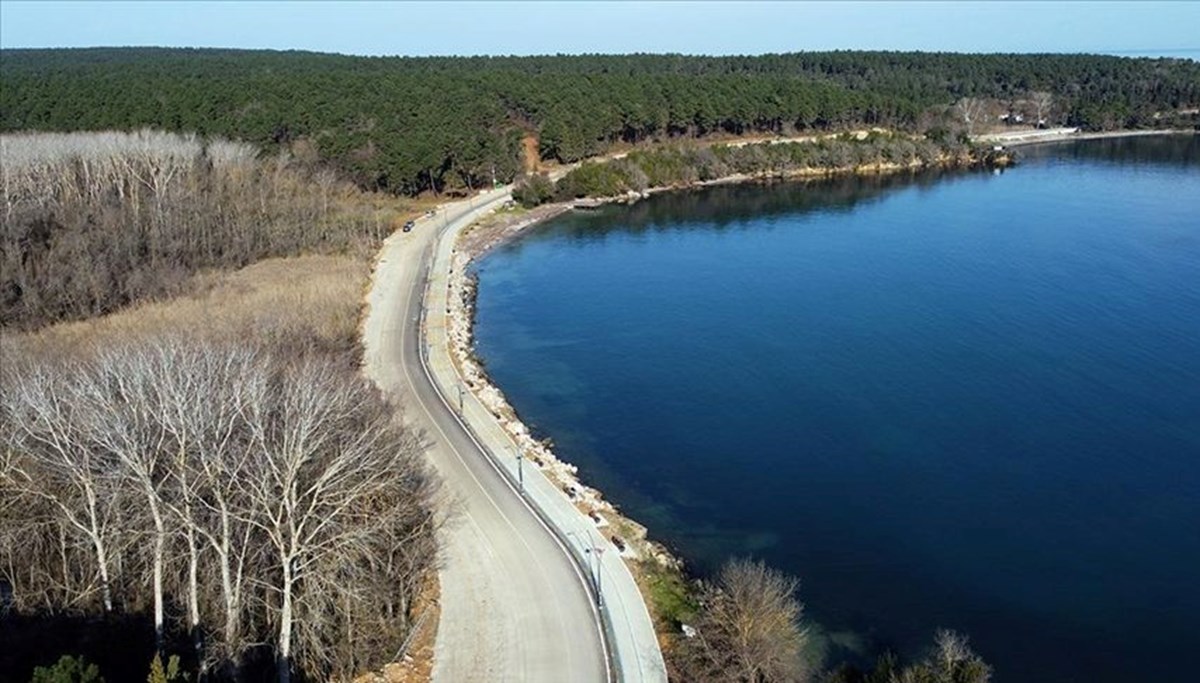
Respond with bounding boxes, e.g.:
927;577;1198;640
565;531;602;607
516;448;524;491
594;545;605;605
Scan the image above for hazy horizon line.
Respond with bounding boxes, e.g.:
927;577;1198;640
4;45;1198;59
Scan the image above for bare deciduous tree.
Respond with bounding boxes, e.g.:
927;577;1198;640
77;349;173;651
153;341;264;666
232;359;429;683
954;98;988;137
1;130;387;331
928;629;991;683
1030;91;1055;125
0;338;437;681
1;363;125;613
673;558;810;683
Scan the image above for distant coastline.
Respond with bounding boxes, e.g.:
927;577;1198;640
440;147;1004;635
1104;48;1199;60
441;125;1196;639
458;133;1200;682
977;127;1195;148
468;157;982;260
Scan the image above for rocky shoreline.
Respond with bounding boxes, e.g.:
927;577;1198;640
438;155;1015;627
431;126;1197;661
445;210;679;572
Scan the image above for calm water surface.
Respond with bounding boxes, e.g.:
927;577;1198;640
472;137;1200;682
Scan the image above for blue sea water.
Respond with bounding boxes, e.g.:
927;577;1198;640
472;136;1200;682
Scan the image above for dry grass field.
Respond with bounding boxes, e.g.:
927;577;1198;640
3;254;368;365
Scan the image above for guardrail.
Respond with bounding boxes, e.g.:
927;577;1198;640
415;190;667;683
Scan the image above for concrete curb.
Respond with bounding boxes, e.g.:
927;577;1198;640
420;190;668;683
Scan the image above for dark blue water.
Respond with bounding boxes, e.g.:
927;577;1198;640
472;136;1200;682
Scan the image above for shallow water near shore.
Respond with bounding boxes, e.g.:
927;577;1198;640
472;136;1200;682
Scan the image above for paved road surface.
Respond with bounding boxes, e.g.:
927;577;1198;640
363;192;609;682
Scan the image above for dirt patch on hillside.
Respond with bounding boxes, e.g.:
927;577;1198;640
522;133;541;173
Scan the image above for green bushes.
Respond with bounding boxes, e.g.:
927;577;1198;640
512;173;556;207
553;136;982;202
555;160;648;199
627;148;701;187
146;655;186;683
30;656;104;683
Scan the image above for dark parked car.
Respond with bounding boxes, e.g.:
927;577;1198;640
403;220;416;232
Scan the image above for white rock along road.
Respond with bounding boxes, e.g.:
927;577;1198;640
364;188;662;682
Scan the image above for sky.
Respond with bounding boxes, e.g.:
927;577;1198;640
2;1;1198;57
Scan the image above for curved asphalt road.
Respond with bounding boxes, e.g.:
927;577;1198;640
363;192;608;683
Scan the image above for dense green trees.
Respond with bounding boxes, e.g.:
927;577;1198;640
2;49;1197;196
548;134;985;201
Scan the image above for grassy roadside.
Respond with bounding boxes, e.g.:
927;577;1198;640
635;558;698;632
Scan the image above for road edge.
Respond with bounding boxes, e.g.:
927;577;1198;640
418;189;668;683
